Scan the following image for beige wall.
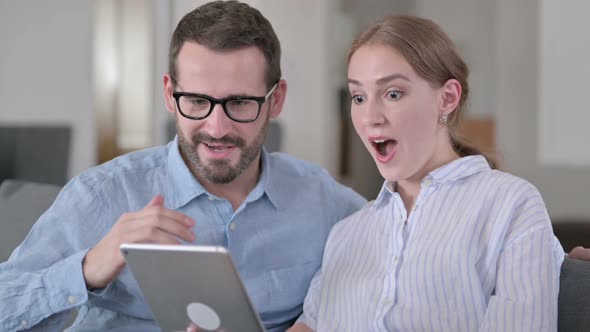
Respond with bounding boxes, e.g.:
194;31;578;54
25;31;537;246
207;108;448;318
538;0;590;167
0;0;94;178
496;0;590;221
2;0;589;217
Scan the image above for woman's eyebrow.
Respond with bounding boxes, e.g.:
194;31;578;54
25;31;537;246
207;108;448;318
348;73;411;87
376;73;411;85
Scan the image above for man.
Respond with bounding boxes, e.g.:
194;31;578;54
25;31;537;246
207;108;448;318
0;1;366;331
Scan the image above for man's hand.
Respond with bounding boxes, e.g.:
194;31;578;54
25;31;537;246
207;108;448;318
569;246;590;261
186;324;198;332
82;194;195;289
186;323;226;332
287;322;314;332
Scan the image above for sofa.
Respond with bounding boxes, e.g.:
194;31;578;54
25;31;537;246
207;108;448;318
0;179;62;261
0;126;71;186
1;179;589;331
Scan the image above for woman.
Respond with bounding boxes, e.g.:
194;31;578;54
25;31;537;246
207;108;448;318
290;15;563;331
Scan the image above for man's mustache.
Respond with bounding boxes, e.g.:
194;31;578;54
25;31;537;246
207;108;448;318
191;133;245;148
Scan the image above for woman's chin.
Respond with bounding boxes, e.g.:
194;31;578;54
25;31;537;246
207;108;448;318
376;166;404;184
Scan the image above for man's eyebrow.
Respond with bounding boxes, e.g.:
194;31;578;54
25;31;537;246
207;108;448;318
173;87;256;98
226;93;259;98
348;73;411;86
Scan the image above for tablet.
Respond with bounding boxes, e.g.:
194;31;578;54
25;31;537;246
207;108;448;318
120;243;266;332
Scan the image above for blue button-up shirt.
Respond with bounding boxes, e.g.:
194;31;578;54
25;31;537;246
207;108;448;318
0;138;366;332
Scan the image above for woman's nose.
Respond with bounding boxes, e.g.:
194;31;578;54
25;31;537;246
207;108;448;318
361;101;386;126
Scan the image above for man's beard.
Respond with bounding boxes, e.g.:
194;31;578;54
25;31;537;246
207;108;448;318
177;117;269;184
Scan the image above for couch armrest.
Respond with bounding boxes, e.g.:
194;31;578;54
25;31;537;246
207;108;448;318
558;257;590;331
0;179;62;262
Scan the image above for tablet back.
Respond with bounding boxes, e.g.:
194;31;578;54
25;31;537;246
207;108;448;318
121;243;265;332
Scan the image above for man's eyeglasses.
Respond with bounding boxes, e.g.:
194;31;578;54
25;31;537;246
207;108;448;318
172;83;278;123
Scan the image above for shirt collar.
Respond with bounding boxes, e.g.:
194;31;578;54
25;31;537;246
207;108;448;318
428;155;491;183
166;136;207;209
166;137;281;210
371;155;490;210
254;148;283;210
372;181;395;209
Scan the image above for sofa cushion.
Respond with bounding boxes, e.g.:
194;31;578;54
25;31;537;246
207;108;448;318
558;257;590;331
0;179;61;262
0;126;71;186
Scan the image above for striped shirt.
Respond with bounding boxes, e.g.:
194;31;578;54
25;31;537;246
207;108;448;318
299;155;563;332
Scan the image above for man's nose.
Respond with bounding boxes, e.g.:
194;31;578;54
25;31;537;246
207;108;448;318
203;103;233;138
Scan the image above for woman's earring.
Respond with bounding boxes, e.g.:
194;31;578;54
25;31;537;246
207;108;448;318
439;114;448;125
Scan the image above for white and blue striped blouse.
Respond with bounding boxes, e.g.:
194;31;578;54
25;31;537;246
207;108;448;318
299;155;563;332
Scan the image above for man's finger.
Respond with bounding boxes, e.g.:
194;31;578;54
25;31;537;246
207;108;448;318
186;324;199;332
146;194;165;207
124;214;194;242
569;246;590;260
126;196;194;227
139;207;195;228
126;226;184;245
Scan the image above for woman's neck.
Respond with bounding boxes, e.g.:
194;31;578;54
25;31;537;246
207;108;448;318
396;146;460;214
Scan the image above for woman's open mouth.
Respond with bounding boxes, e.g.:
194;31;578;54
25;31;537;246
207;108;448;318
371;138;398;163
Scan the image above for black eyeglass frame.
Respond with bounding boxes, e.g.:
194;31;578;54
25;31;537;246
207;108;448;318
172;82;278;123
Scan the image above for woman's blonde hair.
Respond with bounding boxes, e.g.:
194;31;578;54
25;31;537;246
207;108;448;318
348;15;498;169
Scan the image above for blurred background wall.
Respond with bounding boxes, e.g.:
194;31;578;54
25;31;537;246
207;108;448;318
0;0;94;179
1;0;589;222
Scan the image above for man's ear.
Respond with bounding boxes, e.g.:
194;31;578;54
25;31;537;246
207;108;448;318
163;74;176;114
440;78;462;116
269;79;288;119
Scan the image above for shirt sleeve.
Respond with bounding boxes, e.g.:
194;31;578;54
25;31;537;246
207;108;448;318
328;178;367;224
478;186;561;332
0;177;107;332
297;267;322;330
297;175;365;330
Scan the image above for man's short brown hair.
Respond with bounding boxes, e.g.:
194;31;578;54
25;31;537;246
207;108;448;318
169;0;281;89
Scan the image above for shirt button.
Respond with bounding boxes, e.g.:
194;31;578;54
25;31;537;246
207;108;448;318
393;256;398;263
422;178;431;187
207;196;214;201
229;223;236;231
20;320;28;327
382;299;392;306
67;295;77;304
